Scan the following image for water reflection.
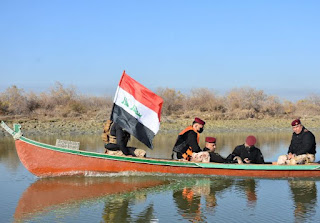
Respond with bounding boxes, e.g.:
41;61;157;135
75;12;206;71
102;191;156;223
235;179;257;206
0;136;21;171
173;178;234;222
14;176;170;222
172;178;319;222
12;175;320;223
289;180;317;222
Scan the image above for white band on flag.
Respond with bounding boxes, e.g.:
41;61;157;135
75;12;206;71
114;86;160;134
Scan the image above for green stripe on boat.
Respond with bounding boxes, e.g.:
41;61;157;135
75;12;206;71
195;162;320;170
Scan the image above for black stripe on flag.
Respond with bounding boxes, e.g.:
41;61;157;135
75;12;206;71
112;104;155;149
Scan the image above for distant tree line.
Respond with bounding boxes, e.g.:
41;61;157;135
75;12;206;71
0;83;113;119
156;87;320;120
1;83;320;120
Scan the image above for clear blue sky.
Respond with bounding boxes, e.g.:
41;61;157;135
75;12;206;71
1;0;319;101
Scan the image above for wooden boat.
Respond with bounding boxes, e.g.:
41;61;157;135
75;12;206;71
2;121;320;178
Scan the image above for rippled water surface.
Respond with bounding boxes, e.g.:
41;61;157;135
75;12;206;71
1;131;320;222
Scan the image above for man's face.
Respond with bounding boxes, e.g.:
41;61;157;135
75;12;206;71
206;142;216;152
292;124;303;134
193;123;204;133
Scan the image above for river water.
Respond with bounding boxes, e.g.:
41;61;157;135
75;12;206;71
1;131;320;222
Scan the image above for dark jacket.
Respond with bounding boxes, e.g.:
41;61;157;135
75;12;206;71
288;127;316;155
173;127;201;159
203;147;231;163
105;122;130;155
229;144;265;164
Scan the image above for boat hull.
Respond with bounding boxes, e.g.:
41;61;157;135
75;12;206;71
15;139;320;178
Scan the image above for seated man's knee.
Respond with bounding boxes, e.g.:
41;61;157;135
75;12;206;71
277;155;288;165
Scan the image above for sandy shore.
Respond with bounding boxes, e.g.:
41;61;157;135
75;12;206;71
2;116;320;137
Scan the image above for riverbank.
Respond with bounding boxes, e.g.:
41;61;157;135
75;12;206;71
2;116;320;137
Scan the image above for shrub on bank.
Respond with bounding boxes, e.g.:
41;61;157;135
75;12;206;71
1;83;320;120
156;87;185;115
0;83;113;118
0;85;29;115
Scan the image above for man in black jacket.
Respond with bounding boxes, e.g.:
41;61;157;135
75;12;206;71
203;137;231;163
172;117;205;160
105;122;135;156
289;119;316;156
277;119;316;164
229;135;265;164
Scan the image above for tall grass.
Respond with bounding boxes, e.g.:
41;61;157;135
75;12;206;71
1;84;320;120
0;83;113;119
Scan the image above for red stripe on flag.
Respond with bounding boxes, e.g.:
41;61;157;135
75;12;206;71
118;71;163;121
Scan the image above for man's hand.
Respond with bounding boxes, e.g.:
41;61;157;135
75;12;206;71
233;156;243;164
288;153;295;159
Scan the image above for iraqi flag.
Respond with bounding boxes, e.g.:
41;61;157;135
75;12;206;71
111;71;163;149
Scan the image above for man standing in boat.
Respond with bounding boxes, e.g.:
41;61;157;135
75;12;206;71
277;119;316;165
172;117;205;160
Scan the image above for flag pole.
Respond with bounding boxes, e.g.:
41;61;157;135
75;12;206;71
109;104;115;121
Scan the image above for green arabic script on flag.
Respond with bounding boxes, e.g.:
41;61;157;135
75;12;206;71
121;97;142;118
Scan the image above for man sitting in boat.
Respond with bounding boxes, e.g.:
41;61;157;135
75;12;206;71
202;137;233;163
172;117;205;160
228;135;265;164
104;121;145;157
277;119;316;165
